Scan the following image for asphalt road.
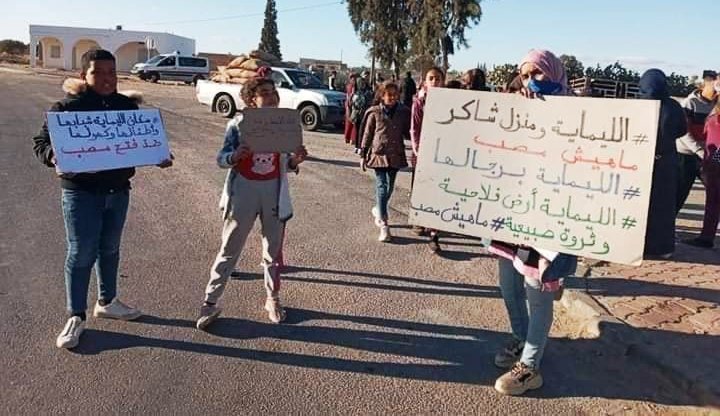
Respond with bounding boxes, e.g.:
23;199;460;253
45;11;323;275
0;68;708;415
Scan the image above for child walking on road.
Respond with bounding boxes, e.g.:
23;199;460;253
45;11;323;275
360;81;411;242
197;78;308;329
410;67;445;252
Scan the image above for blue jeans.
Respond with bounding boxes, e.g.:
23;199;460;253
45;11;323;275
374;168;398;220
61;188;129;315
498;258;555;369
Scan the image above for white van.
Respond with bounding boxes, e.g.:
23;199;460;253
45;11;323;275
131;53;209;85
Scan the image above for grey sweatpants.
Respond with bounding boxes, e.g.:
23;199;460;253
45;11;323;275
205;176;285;304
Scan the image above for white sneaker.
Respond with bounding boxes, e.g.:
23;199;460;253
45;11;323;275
56;316;85;349
265;297;287;323
378;225;391;242
93;298;142;321
371;206;385;227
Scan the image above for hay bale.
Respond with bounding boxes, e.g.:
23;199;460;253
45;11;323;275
227;54;249;69
225;68;257;78
239;59;270;71
211;74;230;83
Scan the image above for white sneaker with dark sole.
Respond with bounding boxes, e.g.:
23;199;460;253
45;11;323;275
494;338;524;369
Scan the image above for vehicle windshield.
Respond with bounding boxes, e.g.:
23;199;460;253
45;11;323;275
285;70;327;89
145;55;165;64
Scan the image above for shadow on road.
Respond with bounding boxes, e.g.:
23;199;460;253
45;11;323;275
72;309;708;406
231;265;502;298
305;156;359;168
567;275;720;305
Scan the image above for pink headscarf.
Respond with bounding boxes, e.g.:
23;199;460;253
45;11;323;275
519;49;569;95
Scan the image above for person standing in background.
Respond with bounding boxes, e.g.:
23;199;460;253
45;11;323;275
328;70;338;90
401;71;417;107
639;69;688;259
676;70;717;214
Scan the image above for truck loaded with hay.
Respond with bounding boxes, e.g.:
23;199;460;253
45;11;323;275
196;50;346;131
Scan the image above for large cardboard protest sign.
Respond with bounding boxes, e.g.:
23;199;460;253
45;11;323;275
48;109;171;173
410;89;660;265
239;108;303;153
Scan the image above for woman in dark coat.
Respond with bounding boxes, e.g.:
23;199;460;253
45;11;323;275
639;69;688;258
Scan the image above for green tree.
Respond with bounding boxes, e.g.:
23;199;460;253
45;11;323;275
346;0;410;79
446;69;462;80
559;54;584;81
487;63;517;89
258;0;282;60
0;39;28;55
666;72;694;97
584;62;640;82
405;53;437;74
408;0;482;72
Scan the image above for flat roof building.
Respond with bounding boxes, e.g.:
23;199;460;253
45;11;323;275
29;25;195;72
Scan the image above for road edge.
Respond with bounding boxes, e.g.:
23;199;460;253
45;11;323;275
562;265;720;408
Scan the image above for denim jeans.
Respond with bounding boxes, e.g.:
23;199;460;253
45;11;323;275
498;258;555;369
374;168;398;220
61;188;129;315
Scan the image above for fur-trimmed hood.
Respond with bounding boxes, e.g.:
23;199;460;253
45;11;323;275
62;78;143;105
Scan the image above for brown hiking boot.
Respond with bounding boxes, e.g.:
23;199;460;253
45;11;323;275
494;362;543;396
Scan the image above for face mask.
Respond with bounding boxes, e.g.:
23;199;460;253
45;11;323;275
527;78;563;95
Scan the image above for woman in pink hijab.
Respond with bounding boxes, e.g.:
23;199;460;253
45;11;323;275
490;49;577;397
517;49;569;97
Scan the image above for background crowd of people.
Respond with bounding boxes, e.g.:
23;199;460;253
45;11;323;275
337;62;720;256
333;52;719;395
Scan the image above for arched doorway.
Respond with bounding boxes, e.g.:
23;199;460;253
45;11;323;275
115;42;154;72
38;37;63;69
72;39;101;70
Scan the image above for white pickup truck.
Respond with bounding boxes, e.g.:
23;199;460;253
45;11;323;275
195;67;346;131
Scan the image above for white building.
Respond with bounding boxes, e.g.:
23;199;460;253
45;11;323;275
29;25;196;72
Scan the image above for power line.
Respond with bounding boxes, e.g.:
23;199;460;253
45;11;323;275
142;1;343;25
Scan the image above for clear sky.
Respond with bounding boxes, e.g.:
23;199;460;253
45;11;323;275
1;0;713;77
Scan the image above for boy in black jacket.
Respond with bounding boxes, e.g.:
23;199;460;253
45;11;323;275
32;49;172;349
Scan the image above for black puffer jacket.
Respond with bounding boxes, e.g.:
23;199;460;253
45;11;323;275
32;79;139;192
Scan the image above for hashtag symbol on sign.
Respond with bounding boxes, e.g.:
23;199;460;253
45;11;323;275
621;216;638;230
633;135;649;145
623;187;641;200
490;217;506;232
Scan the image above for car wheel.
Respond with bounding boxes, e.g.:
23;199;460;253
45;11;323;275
215;94;236;118
149;72;159;83
300;104;320;131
